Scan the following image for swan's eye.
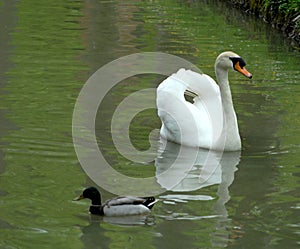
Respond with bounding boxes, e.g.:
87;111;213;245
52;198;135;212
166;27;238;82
229;57;246;69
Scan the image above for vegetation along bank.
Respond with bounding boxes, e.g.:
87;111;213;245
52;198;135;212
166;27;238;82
221;0;300;49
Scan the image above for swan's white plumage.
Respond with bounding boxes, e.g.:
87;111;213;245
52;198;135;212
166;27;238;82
156;51;250;151
157;69;224;149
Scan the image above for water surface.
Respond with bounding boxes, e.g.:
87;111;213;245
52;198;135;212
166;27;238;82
0;0;299;248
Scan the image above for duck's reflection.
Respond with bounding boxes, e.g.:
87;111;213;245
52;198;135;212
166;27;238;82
155;138;240;217
80;221;108;249
81;213;154;226
102;214;155;226
79;214;155;249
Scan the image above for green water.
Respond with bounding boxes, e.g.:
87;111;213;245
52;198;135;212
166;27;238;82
0;0;299;248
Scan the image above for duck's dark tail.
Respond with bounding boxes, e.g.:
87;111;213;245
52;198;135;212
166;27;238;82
142;197;157;209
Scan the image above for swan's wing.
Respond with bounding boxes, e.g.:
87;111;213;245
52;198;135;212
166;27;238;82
157;68;221;105
157;68;223;149
182;70;224;145
172;69;220;99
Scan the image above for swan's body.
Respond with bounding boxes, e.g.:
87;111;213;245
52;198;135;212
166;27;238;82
74;187;157;216
157;51;252;151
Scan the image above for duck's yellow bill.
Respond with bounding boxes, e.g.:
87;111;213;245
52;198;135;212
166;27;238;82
73;194;85;201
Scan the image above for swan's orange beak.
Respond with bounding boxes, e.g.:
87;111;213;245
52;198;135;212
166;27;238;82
234;61;252;79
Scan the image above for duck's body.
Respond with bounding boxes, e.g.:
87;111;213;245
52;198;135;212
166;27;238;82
74;187;156;216
156;51;252;151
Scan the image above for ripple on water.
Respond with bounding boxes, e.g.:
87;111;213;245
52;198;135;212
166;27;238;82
159;194;214;204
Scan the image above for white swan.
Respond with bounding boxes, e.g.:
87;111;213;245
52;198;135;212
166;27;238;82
156;51;252;151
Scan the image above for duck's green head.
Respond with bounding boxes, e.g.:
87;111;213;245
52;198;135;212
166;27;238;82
74;187;101;205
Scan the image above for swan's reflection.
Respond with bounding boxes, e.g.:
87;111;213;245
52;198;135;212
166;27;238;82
155;139;240;247
155;138;240;217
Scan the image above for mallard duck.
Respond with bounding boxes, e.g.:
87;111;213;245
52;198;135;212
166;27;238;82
74;187;157;216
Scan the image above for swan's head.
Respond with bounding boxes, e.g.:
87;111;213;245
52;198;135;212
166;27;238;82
215;51;252;79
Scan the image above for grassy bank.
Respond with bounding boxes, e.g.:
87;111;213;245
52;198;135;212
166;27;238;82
222;0;300;48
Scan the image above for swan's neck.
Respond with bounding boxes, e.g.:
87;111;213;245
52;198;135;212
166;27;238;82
215;66;241;150
215;68;233;109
